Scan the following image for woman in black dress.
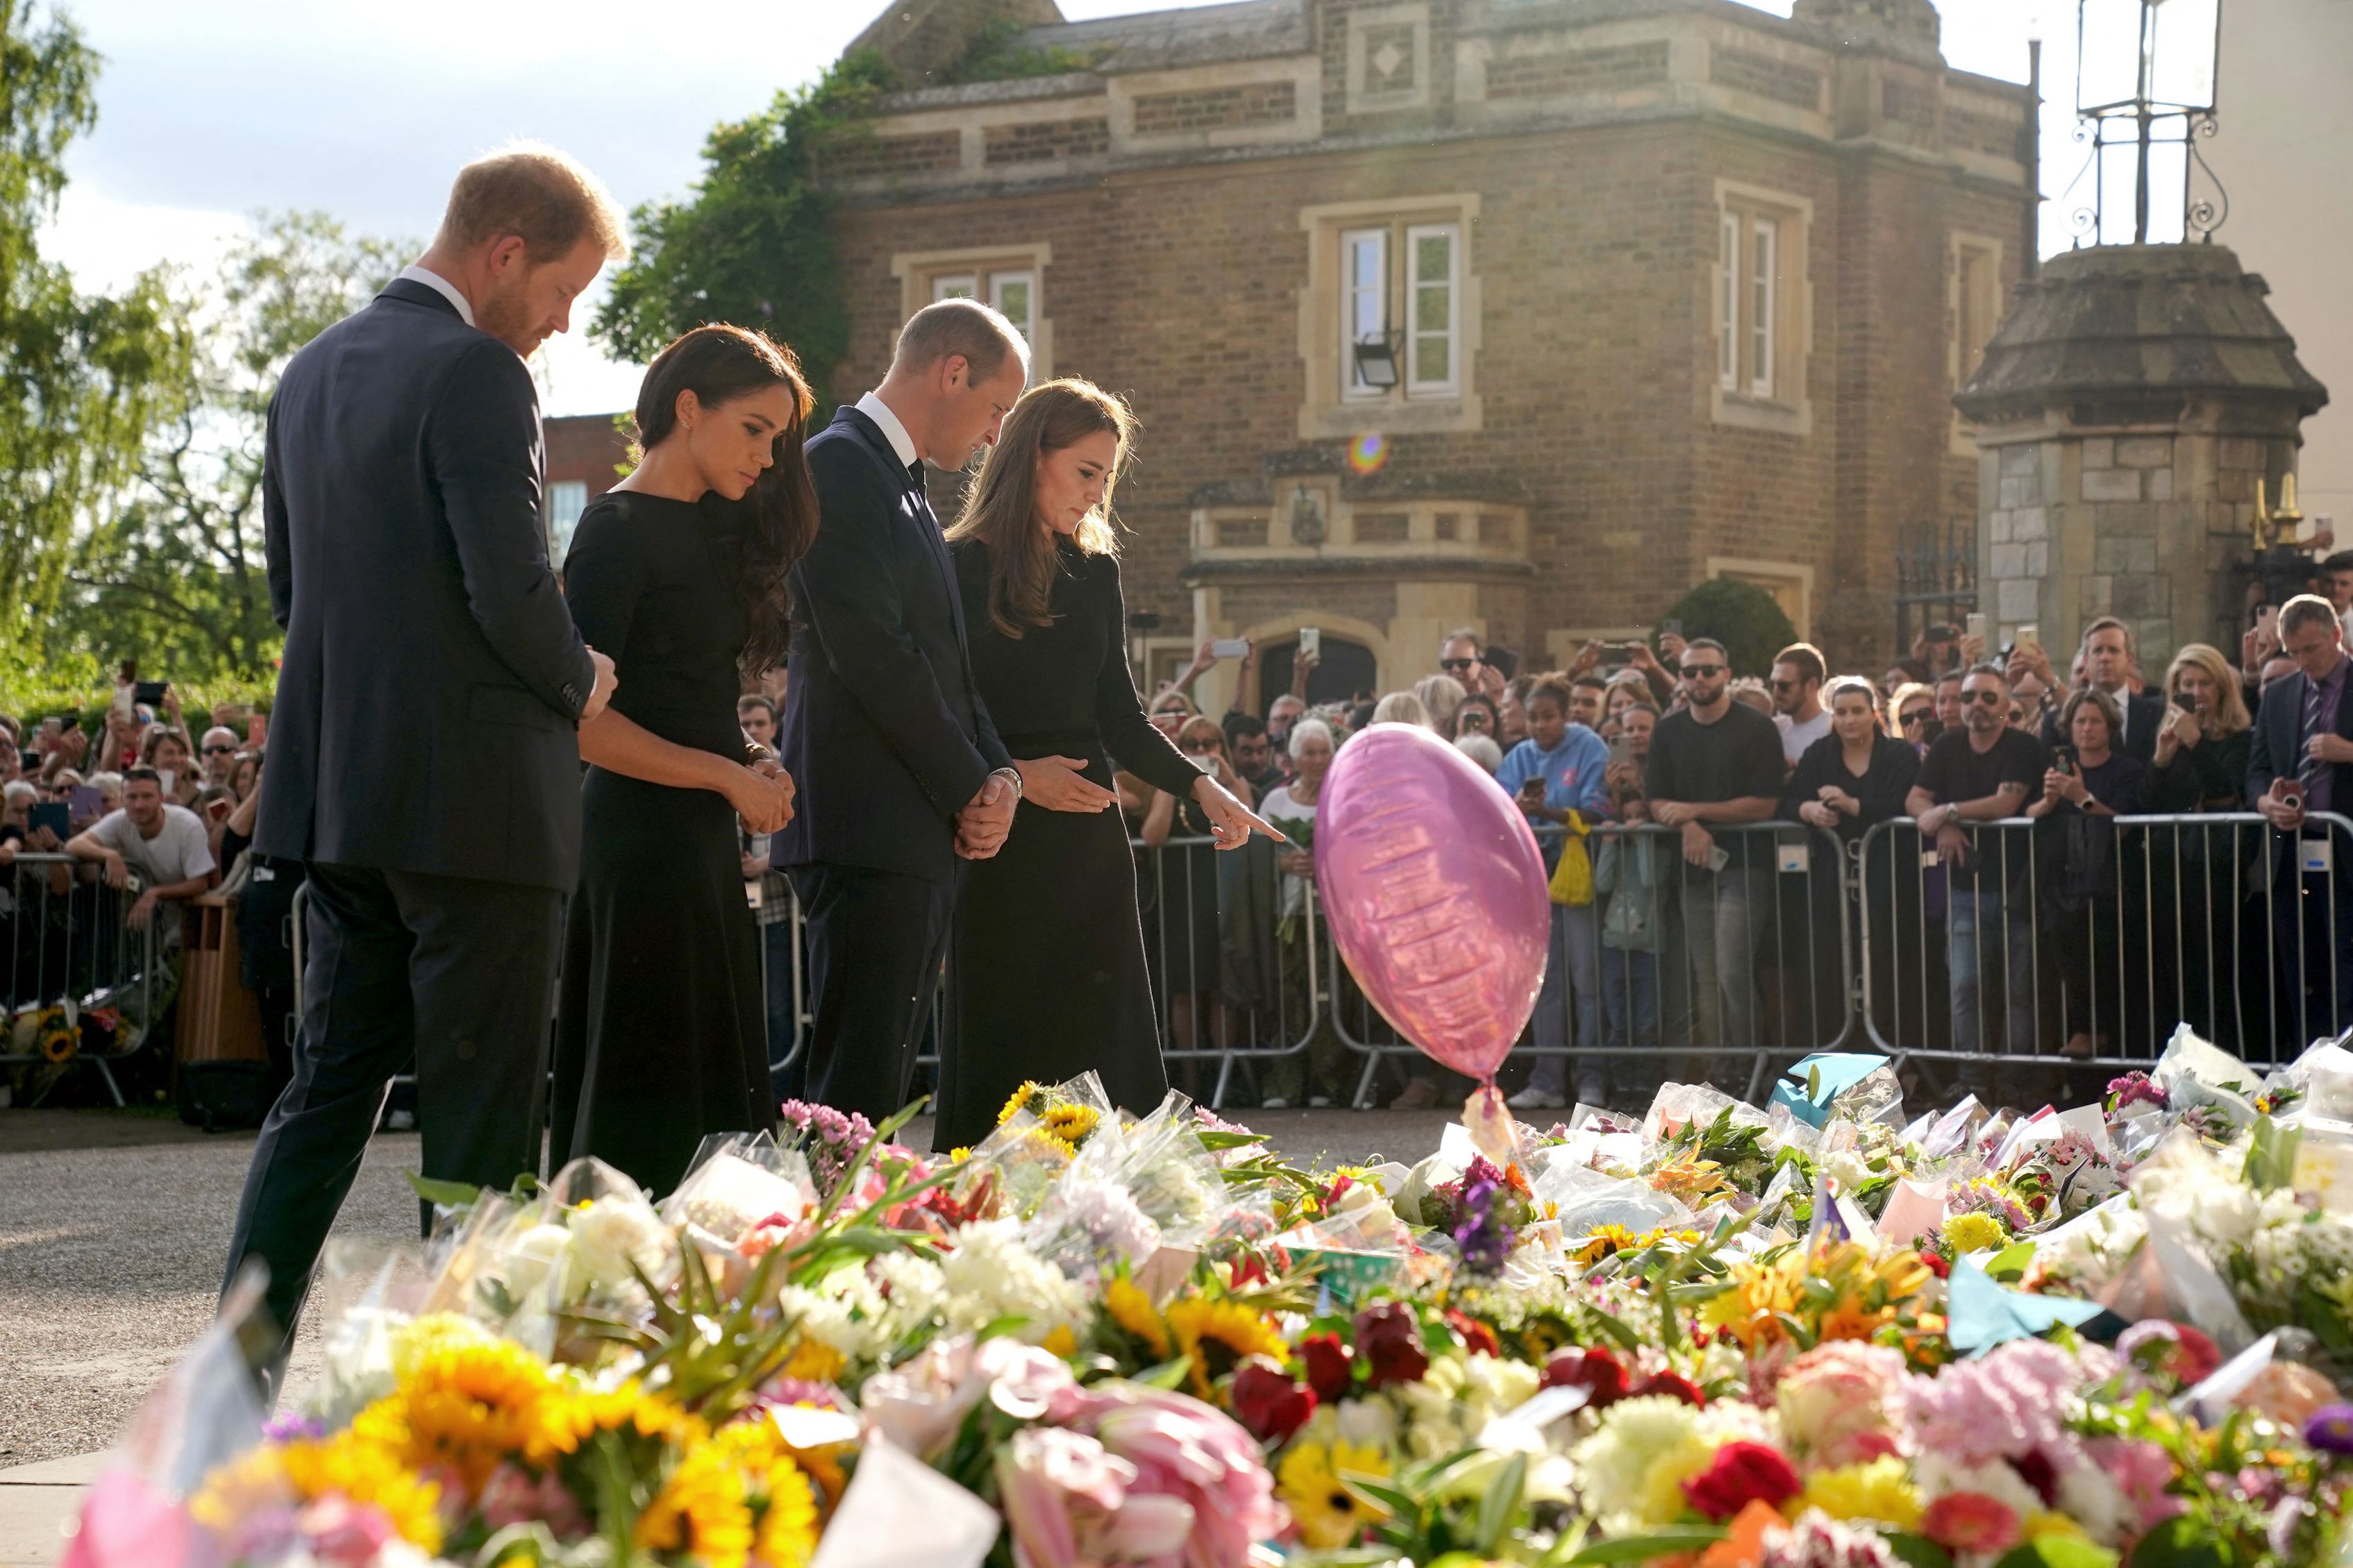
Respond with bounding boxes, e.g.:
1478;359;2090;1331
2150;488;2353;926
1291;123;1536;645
554;326;814;1196
932;380;1276;1150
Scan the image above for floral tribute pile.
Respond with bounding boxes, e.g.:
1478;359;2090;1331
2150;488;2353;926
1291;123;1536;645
67;1030;2353;1568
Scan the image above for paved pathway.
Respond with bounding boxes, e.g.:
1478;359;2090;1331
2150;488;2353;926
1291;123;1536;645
0;1103;1457;1566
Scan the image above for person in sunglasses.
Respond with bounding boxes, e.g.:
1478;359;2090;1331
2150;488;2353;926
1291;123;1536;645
1904;662;2049;1056
198;727;244;791
1886;682;1937;752
1437;628;1505;703
1643;639;1784;1065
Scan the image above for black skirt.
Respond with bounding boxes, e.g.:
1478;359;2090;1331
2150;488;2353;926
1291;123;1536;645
553;767;773;1196
933;764;1171;1151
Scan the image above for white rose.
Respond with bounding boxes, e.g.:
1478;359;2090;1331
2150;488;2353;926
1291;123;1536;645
567;1197;675;1292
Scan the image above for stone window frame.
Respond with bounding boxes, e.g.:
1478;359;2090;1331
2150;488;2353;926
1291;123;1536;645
1710;180;1814;439
892;243;1055;380
1948;230;2005;456
1298;193;1483;439
1346;2;1433;115
1707;555;1814;639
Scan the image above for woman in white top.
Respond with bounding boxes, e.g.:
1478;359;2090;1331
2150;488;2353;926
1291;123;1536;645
1254;718;1341;1107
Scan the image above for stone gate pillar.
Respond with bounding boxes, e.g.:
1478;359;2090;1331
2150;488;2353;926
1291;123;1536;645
1954;243;2326;659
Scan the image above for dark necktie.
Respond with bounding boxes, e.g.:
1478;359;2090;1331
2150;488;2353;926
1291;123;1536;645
2299;675;2327;789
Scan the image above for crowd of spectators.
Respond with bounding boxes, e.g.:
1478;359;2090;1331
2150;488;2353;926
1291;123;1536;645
1100;573;2353;1110
2;671;292;1111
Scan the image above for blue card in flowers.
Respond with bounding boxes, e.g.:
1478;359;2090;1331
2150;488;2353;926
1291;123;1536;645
1947;1252;2104;1356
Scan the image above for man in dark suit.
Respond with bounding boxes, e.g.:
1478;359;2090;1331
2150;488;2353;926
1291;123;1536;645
774;298;1030;1122
223;145;626;1358
2030;616;2166;762
2246;593;2353;1052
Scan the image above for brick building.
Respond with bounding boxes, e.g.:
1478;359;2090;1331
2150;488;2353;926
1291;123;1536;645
544;413;633;565
817;0;2035;701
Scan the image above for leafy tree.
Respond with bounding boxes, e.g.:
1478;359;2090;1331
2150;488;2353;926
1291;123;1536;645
1659;578;1799;678
593;52;897;400
53;212;407;679
0;1;189;650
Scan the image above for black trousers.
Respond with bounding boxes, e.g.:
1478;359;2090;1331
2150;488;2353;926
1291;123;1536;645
786;861;955;1125
2267;829;2353;1054
220;861;562;1354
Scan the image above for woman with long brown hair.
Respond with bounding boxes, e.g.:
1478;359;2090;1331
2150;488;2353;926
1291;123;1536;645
932;378;1278;1149
552;323;810;1195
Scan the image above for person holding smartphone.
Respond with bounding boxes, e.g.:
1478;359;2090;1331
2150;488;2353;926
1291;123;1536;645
2025;688;2145;1058
1496;676;1611;1109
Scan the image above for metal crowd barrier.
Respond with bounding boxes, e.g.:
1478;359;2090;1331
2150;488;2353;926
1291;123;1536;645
1;852;160;1104
268;807;2353;1120
1856;811;2352;1075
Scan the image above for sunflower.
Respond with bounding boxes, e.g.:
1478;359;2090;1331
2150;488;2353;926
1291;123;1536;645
638;1439;756;1568
1104;1276;1172;1358
1278;1440;1390;1549
280;1434;447;1554
998;1081;1053;1125
1941;1211;2009;1255
712;1422;823;1568
351;1337;560;1493
528;1379;703;1469
1166;1296;1287;1399
1041;1102;1101;1149
1574;1224;1639;1266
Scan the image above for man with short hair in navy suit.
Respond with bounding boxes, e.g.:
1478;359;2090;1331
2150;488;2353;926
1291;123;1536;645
774;298;1030;1122
224;144;627;1369
2247;593;2353;1051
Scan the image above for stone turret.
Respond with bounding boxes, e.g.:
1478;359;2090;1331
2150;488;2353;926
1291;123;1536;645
1955;243;2328;655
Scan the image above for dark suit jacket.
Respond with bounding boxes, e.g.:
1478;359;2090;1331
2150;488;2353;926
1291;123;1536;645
775;406;1011;882
2246;659;2353;814
2043;688;2166;762
257;278;596;892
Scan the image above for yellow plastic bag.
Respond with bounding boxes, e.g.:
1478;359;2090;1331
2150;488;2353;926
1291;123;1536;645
1547;810;1594;907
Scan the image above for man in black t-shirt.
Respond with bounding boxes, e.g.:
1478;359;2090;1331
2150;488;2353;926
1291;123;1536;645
1645;639;1785;1056
1906;662;2049;1055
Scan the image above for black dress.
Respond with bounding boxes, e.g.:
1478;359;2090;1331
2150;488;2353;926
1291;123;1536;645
553;491;774;1197
932;539;1204;1150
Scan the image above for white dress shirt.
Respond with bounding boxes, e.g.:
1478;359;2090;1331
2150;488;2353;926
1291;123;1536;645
394;264;475;328
855;390;920;471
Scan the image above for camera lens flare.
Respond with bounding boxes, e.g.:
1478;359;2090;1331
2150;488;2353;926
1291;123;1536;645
1347;432;1389;474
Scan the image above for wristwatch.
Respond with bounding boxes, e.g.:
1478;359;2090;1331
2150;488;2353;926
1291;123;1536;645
991;765;1025;801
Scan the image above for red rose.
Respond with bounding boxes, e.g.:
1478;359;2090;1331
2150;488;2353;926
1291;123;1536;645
1445;1309;1500;1359
1539;1347;1628;1410
1353;1302;1430;1390
1680;1440;1801;1523
1300;1332;1354;1405
1922;1251;1952;1279
1230;1360;1316;1444
1630;1370;1707;1408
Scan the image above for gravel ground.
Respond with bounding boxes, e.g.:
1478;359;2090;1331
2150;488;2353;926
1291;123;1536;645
0;1104;1453;1467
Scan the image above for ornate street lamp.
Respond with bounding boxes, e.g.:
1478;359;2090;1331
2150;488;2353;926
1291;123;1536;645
2071;0;2225;246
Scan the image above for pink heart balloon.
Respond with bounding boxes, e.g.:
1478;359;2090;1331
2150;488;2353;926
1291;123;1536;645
1313;723;1550;1083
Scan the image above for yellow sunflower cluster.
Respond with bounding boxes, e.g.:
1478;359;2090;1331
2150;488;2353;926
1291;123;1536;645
1277;1440;1391;1549
194;1431;446;1556
1166;1295;1289;1399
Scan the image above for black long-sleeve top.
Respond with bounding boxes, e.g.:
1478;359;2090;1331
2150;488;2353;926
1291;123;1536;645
2143;727;2252;813
952;537;1201;799
1781;732;1923;840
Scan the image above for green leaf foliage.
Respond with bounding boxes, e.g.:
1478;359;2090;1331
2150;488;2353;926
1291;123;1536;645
1659;577;1800;678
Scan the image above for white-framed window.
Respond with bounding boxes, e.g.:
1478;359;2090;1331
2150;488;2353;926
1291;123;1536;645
930;273;978;301
1714;189;1806;419
548;480;588;565
1405;223;1459;394
1718;211;1739;391
989;270;1035;339
1341;227;1388;397
1334;219;1461;401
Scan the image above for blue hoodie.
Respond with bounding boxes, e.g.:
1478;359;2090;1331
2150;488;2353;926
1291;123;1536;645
1494;725;1610;866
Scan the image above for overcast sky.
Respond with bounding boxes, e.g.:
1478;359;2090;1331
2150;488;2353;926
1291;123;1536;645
40;0;2058;416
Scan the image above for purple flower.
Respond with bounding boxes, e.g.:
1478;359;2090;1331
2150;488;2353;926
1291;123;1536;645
260;1411;326;1444
2306;1403;2353;1456
1452;1161;1514;1276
